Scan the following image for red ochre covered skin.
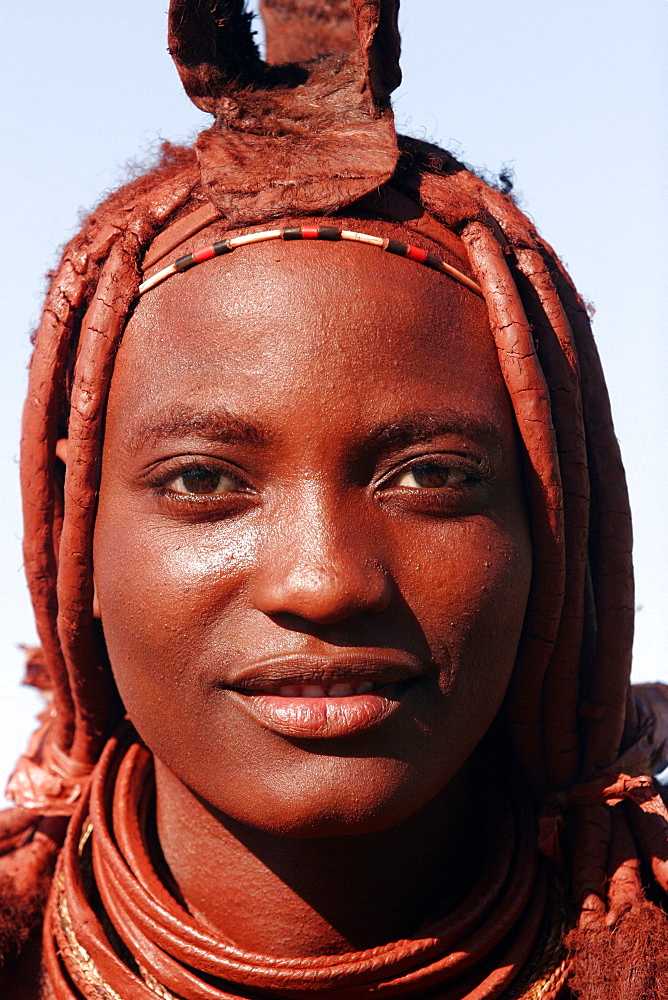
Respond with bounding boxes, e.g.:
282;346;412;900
4;0;668;997
93;226;531;953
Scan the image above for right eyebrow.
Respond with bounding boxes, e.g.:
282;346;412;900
122;406;270;453
363;409;503;455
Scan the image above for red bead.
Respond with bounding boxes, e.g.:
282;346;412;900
405;245;428;264
192;244;217;263
301;226;320;239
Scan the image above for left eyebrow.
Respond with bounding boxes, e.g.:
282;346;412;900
121;405;270;454
362;410;503;455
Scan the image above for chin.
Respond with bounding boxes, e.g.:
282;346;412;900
197;756;450;839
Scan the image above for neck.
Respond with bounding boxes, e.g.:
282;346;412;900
154;760;478;957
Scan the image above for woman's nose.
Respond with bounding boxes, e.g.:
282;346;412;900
251;493;393;626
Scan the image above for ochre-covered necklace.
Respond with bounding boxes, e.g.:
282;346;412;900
43;726;570;999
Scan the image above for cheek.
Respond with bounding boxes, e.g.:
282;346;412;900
390;515;531;673
382;518;531;784
93;508;260;706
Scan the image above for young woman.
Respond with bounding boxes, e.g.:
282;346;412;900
1;2;667;997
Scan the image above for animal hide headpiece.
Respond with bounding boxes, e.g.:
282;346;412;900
168;0;401;224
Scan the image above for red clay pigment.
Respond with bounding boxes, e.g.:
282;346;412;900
1;3;667;999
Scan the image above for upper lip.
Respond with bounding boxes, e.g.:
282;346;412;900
219;651;427;693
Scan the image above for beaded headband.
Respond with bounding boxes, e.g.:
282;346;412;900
138;225;484;298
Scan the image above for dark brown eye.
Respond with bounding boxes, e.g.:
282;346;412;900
166;469;242;495
390;463;469;489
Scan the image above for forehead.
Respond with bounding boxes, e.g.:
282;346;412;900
109;229;511;438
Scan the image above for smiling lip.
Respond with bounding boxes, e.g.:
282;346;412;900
219;652;426;739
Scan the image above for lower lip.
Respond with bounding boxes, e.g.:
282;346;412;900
228;683;409;739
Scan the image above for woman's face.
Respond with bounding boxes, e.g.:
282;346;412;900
94;226;532;836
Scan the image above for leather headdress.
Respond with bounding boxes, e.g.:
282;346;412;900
168;0;401;224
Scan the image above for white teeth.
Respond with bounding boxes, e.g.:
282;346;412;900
277;685;301;697
302;684;327;698
328;683;354;697
355;681;375;695
269;681;378;697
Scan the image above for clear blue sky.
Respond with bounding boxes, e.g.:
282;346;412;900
1;0;666;786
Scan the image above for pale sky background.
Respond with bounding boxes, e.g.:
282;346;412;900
0;1;666;792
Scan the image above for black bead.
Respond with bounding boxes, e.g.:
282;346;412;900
174;253;197;272
385;239;408;257
424;252;443;271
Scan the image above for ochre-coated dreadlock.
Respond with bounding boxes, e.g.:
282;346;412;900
1;2;667;998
